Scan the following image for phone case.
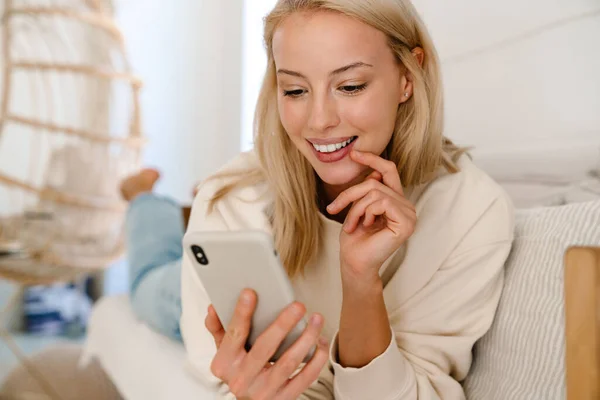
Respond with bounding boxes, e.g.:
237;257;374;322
182;230;314;363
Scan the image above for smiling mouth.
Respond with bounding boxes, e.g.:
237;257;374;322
310;136;357;154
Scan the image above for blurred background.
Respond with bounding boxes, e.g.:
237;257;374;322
0;0;598;389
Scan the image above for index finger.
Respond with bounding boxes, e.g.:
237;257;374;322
205;305;226;348
350;150;403;194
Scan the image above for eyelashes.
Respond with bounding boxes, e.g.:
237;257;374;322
283;89;305;97
339;83;367;95
282;83;368;98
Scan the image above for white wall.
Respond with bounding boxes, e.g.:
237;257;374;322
103;0;246;295
114;0;243;204
412;0;600;154
241;0;278;151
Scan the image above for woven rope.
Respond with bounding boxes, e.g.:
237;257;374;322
3;114;145;146
13;62;142;86
8;6;124;43
0;164;126;211
0;0;143;280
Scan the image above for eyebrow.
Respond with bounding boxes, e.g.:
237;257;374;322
276;62;373;79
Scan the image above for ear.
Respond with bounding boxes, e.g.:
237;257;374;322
398;47;425;104
412;47;425;68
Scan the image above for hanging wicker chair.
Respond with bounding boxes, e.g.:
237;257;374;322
0;0;144;286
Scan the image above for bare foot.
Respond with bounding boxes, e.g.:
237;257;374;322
120;169;160;201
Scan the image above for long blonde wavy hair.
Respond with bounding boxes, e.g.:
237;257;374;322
209;0;465;279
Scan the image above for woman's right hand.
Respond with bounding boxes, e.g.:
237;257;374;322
205;289;329;400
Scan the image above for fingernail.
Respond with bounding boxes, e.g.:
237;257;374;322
241;290;253;304
310;314;322;327
290;302;304;317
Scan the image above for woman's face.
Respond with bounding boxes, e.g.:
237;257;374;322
273;11;409;187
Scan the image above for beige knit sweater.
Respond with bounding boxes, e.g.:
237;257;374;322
181;151;514;399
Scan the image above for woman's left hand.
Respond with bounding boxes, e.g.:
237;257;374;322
327;150;417;282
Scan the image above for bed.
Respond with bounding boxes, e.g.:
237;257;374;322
81;295;215;400
83;246;600;400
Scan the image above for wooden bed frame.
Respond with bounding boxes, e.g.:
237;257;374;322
564;246;600;400
182;206;192;230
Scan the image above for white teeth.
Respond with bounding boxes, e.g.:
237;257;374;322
312;137;355;153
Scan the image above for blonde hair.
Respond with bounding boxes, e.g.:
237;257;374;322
209;0;465;278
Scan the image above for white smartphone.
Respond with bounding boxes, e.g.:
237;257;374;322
182;230;315;363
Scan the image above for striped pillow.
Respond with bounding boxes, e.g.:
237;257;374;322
463;200;600;400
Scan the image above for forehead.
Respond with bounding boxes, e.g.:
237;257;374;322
272;11;393;71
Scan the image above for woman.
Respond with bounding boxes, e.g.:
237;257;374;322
181;1;514;399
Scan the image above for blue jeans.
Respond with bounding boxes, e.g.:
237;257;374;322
125;193;183;342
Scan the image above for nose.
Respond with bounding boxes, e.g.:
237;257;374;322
307;91;340;134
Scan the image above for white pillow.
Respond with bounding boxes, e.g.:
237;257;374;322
471;145;600;208
564;177;600;204
463;200;600;400
495;182;566;209
472;143;600;185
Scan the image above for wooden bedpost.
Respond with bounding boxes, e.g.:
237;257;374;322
182;206;192;230
564;246;600;400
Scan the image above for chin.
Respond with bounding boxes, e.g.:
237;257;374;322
314;162;365;187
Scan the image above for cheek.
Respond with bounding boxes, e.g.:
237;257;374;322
278;99;306;138
342;91;398;135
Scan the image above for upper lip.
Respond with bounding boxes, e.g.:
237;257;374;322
307;136;355;145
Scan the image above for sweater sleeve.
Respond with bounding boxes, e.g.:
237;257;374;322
180;185;335;400
328;196;514;400
179;191;236;399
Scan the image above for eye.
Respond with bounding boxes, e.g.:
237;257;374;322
339;83;367;95
283;89;306;98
